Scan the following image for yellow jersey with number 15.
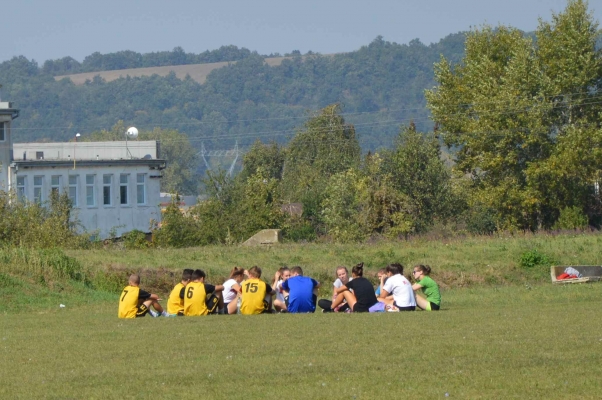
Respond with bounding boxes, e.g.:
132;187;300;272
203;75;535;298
240;278;269;315
118;285;140;319
183;282;208;316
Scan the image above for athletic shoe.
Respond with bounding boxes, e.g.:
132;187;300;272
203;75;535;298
161;311;169;317
322;308;333;313
148;309;159;318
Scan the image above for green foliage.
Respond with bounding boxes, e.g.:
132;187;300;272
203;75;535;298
152;199;205;248
240;140;285;181
554;206;589;230
519;249;554;270
0;190;90;249
383;124;454;232
426;0;602;231
122;230;150;249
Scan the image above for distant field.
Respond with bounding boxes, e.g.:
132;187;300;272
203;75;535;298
54;56;326;85
1;284;601;399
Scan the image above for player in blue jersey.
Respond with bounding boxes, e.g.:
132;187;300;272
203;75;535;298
281;266;320;313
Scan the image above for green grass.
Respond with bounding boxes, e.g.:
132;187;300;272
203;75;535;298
1;284;601;399
2;233;602;398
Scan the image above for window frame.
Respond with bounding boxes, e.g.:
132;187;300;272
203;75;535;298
68;175;78;207
120;174;129;205
103;174;113;206
86;174;96;207
16;175;26;201
33;176;44;204
136;174;146;205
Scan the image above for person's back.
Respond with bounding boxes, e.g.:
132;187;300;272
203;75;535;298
345;277;378;312
383;274;415;308
167;269;193;316
184;281;209;316
118;284;141;319
282;267;319;313
240;266;273;315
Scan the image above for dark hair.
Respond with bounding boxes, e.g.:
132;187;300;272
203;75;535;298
291;266;303;276
386;263;404;275
229;267;245;279
414;264;432;275
248;266;262;278
192;269;206;280
351;262;364;277
182;269;193;281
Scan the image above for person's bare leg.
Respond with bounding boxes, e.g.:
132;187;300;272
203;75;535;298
150;299;164;313
415;294;429;310
342;291;357;311
330;292;346;309
227;294;239;314
274;299;287;312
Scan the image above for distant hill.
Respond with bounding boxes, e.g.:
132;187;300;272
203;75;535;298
54;55;332;85
1;34;466;152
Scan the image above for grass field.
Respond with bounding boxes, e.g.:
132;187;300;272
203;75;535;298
1;233;602;398
1;284;601;399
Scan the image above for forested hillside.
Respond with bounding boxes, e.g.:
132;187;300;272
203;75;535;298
1;34;465;151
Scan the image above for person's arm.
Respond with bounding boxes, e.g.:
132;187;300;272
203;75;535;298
412;283;423;291
265;283;275;296
335;284;349;295
232;283;242;293
272;271;281;288
281;280;289;296
213;285;224;292
312;279;321;289
378;289;390;302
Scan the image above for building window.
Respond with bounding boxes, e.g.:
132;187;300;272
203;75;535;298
68;175;78;206
120;174;129;205
16;176;26;201
0;122;4;141
34;176;43;203
51;175;61;196
103;174;112;206
136;174;146;205
86;175;95;206
36;151;44;160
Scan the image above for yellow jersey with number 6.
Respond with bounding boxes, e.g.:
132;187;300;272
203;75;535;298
118;285;140;319
183;282;208;316
240;278;269;315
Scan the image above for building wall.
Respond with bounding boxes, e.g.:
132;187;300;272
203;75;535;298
13;141;158;161
10;163;162;239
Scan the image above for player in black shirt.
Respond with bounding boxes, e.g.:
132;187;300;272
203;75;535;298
329;263;378;312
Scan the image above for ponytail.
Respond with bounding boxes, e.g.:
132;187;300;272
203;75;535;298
414;264;432;275
229;267;245;279
352;262;364;277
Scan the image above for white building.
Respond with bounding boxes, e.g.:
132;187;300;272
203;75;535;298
0;101;166;239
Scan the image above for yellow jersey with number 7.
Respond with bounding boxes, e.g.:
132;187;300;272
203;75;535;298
118;285;140;318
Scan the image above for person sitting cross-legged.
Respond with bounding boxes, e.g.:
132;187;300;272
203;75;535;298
378;263;416;312
240;266;275;315
166;268;193;316
329;263;382;313
118;274;167;318
281;266;320;313
183;269;224;316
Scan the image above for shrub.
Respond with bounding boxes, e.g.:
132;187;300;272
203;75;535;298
519;249;554;269
554;206;588;230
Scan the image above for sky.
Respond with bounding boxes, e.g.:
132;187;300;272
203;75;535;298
2;0;600;64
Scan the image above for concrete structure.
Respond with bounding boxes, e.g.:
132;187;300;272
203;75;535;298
0;102;166;238
243;229;282;246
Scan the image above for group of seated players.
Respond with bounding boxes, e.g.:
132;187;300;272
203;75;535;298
118;262;441;318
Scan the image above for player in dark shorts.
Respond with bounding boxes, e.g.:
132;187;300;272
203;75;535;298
118;274;166;318
328;263;381;313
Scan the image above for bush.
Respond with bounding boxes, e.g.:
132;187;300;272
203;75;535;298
554;206;588;230
519;249;554;269
122;230;151;249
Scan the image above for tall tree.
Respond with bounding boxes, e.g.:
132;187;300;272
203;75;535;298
426;0;602;230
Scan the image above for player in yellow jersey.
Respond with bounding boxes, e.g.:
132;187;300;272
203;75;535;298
118;274;166;318
240;266;275;315
166;269;193;316
183;269;225;316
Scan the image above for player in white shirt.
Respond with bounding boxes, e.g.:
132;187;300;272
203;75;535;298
378;263;416;311
271;267;290;312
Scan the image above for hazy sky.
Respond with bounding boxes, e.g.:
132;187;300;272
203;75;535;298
2;0;600;64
